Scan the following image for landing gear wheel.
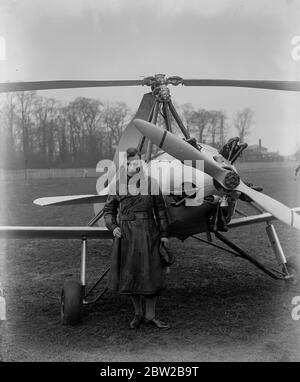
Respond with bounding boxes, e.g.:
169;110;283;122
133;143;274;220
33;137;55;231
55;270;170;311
284;256;300;286
61;279;83;325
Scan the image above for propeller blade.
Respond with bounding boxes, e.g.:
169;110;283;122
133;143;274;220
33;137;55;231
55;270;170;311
182;79;300;92
237;182;300;230
133;119;232;185
0;80;143;93
34;194;108;206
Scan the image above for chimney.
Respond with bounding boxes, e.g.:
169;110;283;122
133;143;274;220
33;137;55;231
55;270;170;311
259;139;262;151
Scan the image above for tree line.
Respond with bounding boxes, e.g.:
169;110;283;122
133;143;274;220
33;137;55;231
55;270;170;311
0;92;253;169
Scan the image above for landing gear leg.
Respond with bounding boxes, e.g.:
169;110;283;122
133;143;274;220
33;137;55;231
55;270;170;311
80;236;87;292
266;223;287;269
266;223;298;283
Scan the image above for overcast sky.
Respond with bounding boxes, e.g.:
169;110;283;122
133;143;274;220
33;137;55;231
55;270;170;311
0;0;299;155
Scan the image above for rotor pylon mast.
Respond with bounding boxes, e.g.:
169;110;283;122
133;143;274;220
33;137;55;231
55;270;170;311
138;74;192;161
145;101;159;162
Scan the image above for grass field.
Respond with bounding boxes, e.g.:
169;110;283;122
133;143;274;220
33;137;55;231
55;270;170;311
0;161;300;361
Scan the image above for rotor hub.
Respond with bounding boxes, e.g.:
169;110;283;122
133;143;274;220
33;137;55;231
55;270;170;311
224;171;240;189
142;74;183;102
152;84;171;101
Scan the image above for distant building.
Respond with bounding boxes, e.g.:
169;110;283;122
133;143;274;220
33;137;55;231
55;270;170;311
243;139;283;162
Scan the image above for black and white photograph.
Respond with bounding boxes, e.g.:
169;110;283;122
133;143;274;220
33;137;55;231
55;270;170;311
0;0;300;365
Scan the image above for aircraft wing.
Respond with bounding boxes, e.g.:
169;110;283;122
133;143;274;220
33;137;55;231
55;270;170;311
0;226;112;239
228;206;300;228
0;206;299;239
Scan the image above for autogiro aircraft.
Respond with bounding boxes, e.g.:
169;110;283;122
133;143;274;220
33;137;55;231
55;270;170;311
0;74;300;325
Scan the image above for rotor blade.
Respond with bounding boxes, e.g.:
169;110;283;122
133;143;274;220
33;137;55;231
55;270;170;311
34;194;108;206
182;79;300;92
133;119;228;183
237;182;300;230
0;80;143;93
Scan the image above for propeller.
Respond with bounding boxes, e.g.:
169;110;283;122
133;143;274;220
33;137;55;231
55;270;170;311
1;78;300;93
236;182;300;230
133;119;237;189
133;119;300;231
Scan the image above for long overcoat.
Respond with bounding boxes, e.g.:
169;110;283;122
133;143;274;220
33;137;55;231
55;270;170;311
103;175;169;295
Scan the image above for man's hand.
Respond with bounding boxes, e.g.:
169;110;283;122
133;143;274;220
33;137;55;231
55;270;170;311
160;237;169;248
113;227;122;238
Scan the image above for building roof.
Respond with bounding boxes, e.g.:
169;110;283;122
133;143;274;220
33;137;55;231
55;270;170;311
247;144;268;152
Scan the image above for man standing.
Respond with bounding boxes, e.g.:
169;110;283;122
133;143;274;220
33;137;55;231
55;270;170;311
103;147;170;330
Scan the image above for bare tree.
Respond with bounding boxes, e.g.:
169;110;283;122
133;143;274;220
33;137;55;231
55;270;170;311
77;97;103;163
234;107;254;143
180;103;195;133
55;111;69;165
64;97;104;165
206;110;227;148
0;94;235;168
0;94;19;167
176;105;227;147
219;110;227;147
33;96;59;165
64;101;82;165
101;101;131;158
191;109;211;143
2;94;18;147
16;91;37;165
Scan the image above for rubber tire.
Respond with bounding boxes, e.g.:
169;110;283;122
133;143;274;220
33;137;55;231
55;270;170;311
61;279;83;325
